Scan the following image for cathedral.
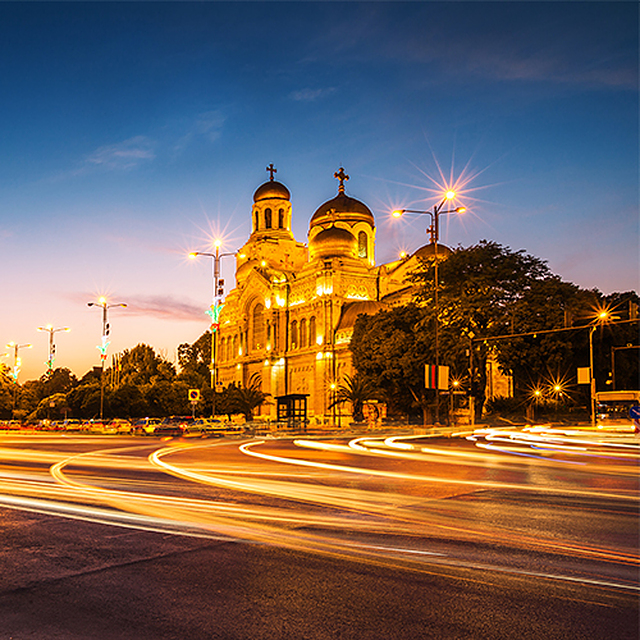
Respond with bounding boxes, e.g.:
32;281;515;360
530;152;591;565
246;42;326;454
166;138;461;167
215;165;443;425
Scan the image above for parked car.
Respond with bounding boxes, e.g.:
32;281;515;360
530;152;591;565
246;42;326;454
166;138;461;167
62;419;83;432
110;419;133;435
132;418;163;436
152;424;184;437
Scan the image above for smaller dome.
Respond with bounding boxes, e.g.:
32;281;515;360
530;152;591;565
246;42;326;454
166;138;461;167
414;242;452;260
253;180;290;202
309;225;357;260
235;258;260;282
336;300;387;331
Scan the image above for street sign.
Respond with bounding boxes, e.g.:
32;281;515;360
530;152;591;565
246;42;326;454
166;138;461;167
629;405;640;420
425;365;449;390
577;367;590;385
188;389;201;402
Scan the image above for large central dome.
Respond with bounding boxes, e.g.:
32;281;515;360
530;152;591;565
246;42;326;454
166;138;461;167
310;167;374;230
310;191;374;227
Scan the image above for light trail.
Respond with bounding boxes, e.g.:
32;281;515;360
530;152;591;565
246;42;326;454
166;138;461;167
0;432;636;595
247;438;638;502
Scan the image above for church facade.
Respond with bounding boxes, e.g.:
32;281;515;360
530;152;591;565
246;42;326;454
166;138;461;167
216;166;450;423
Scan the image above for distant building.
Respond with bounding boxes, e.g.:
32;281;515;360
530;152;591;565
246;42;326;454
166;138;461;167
216;166;505;423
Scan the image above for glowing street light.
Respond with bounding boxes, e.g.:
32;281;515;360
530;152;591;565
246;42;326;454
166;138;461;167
88;297;127;420
37;324;70;376
6;341;32;383
588;308;614;427
6;341;32;417
392;193;465;425
189;241;236;417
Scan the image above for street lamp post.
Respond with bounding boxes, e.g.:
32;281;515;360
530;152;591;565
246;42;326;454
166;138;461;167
37;324;70;376
189;241;235;417
588;309;613;428
88;297;127;420
393;193;465;425
5;341;32;417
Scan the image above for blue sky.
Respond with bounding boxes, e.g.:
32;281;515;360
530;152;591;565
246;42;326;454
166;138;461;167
0;1;637;381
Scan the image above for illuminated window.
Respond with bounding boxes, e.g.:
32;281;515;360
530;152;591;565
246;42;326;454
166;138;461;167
291;320;298;349
265;208;272;229
358;231;368;259
252;303;265;351
308;316;316;347
278;208;284;228
300;318;307;349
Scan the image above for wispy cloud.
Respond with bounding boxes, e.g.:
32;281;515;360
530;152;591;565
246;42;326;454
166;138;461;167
194;110;226;142
122;295;207;322
84;136;156;170
68;292;206;322
173;110;226;155
289;87;335;102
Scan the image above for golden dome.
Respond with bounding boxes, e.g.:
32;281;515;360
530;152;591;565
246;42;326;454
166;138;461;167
309;225;358;260
253;180;290;202
310;192;374;228
235;258;260;282
309;168;374;231
414;242;452;260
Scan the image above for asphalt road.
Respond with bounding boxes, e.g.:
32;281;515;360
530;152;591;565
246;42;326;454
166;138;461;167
0;427;637;639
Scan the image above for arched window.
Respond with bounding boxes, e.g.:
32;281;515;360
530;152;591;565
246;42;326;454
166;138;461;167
219;337;226;361
265;208;272;229
358;231;368;259
233;335;238;357
253;209;259;232
291;320;298;349
278;208;285;228
252;303;265;351
299;319;307;349
308;316;316;347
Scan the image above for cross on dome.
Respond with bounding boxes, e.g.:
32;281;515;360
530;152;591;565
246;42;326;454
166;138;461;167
266;163;277;181
334;167;349;193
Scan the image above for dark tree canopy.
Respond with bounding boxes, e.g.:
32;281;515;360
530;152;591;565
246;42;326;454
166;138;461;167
351;304;432;417
177;331;212;387
351;240;638;422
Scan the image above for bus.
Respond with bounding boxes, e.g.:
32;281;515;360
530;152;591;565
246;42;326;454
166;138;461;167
595;390;640;430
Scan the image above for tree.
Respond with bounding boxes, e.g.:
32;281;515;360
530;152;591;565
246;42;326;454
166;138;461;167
67;383;102;419
41;368;78;397
225;375;269;421
351;304;433;420
410;240;553;419
144;380;190;417
594;291;640;392
0;364;14;419
329;373;377;423
177;331;212;387
29;393;70;421
494;277;597;398
119;344;175;387
108;383;147;419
